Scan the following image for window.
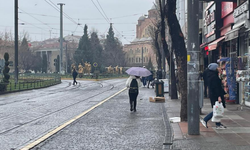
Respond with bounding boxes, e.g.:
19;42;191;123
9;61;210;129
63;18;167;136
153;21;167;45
136;57;138;63
238;0;247;5
139;58;141;63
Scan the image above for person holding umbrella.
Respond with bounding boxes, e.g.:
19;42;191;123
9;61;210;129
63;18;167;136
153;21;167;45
125;67;151;112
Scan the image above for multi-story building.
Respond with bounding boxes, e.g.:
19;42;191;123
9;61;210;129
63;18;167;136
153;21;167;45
123;4;158;70
31;35;80;73
199;0;250;106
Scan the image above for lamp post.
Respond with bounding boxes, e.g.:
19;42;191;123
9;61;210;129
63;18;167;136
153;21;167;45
141;46;144;67
14;0;18;83
57;3;65;74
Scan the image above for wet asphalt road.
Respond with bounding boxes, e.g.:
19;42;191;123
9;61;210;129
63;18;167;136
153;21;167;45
0;79;126;150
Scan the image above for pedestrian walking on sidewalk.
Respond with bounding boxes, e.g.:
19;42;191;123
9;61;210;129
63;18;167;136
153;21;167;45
72;68;78;85
146;71;154;88
200;63;227;129
126;75;142;112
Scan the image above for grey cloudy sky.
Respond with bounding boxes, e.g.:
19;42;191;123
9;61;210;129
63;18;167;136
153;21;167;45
0;0;155;45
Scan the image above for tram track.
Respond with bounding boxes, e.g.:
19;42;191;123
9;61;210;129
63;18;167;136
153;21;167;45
0;80;125;136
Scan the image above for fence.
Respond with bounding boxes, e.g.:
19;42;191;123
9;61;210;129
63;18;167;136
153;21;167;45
62;73;128;79
0;73;61;94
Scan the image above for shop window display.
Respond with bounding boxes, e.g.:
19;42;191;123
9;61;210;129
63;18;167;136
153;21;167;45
219;58;237;102
236;32;250;107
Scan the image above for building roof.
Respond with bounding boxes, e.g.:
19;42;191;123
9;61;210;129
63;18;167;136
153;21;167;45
150;5;156;10
138;16;146;21
131;37;152;43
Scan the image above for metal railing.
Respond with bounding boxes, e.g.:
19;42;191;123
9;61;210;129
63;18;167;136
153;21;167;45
0;73;61;94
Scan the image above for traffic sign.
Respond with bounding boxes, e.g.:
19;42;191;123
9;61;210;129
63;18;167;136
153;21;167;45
93;62;98;68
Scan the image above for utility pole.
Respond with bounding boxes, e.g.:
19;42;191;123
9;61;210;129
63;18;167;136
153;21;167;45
58;3;65;74
141;47;144;67
187;0;200;135
14;0;18;83
65;42;68;73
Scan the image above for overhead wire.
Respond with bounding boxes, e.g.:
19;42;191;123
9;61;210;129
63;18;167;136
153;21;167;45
44;0;84;32
18;8;54;30
18;11;142;21
96;0;111;22
91;0;110;24
91;0;132;43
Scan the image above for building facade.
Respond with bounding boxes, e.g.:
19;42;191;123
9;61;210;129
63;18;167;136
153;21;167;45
199;0;250;106
30;35;80;73
123;5;158;70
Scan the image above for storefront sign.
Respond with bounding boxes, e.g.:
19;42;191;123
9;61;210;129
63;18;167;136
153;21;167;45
203;3;217;44
204;10;215;26
233;1;248;18
222;2;234;18
225;28;239;41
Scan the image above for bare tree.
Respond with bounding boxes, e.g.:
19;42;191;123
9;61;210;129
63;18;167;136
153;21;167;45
165;0;187;121
149;24;162;73
158;0;178;99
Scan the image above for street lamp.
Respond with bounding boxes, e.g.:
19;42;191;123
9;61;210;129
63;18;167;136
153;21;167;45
141;46;144;67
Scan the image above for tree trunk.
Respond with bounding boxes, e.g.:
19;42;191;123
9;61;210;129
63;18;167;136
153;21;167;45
154;30;162;75
166;0;187;121
159;0;178;99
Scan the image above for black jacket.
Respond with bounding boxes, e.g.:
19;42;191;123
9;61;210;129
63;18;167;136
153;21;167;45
72;70;78;78
207;70;226;108
203;68;209;85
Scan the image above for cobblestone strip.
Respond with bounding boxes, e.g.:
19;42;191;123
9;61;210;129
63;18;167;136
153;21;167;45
161;104;174;149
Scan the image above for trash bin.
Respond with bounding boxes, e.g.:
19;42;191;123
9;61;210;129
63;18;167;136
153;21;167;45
155;80;164;97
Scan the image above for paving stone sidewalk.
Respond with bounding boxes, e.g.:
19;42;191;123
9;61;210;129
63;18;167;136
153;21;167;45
165;96;250;150
32;87;170;150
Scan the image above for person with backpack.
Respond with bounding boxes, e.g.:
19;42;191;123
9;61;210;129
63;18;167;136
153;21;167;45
125;75;142;112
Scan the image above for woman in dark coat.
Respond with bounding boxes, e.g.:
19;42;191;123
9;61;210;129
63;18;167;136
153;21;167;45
200;63;227;129
72;68;78;85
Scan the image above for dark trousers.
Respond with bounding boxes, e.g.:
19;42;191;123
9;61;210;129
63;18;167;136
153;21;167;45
147;80;153;88
142;77;147;86
73;77;77;85
204;111;221;126
129;92;138;110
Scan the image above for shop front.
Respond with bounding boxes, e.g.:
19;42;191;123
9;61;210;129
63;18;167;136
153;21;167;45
201;2;220;67
225;1;250;106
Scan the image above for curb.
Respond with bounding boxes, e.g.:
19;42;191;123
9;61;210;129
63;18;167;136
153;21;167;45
162;104;174;149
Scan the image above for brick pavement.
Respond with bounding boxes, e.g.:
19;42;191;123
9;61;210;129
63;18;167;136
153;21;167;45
165;96;250;150
31;87;169;150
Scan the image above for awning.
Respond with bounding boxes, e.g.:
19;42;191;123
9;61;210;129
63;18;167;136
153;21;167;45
225;21;245;41
200;42;207;48
208;36;225;51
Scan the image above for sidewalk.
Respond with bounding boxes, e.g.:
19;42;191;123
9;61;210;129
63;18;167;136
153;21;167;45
165;96;250;150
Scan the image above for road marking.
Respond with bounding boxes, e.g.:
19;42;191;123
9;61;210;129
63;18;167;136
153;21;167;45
20;87;127;150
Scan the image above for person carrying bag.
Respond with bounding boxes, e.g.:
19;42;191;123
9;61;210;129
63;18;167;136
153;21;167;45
200;63;227;129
